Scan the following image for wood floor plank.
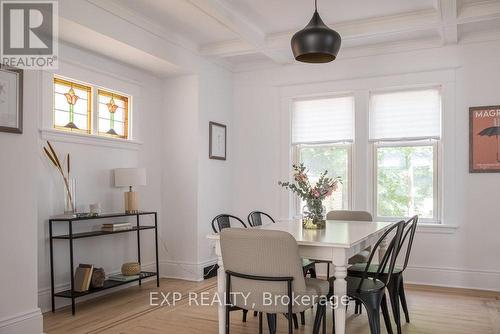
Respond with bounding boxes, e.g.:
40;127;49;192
43;277;500;334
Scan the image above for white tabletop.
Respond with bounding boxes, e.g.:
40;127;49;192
208;220;394;248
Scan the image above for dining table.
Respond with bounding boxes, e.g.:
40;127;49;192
207;219;395;334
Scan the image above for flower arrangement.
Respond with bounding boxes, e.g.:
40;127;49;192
279;163;341;229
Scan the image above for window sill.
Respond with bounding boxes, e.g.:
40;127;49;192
39;128;143;151
416;223;459;234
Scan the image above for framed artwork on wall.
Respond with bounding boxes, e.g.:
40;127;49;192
209;121;226;160
0;65;23;134
470;105;500;173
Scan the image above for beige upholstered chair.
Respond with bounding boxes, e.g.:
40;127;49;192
220;228;329;334
326;210;373;265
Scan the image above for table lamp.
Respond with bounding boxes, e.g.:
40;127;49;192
114;168;147;213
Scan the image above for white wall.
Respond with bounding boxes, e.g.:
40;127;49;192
161;61;234;281
0;71;43;334
36;44;164;313
232;39;500;291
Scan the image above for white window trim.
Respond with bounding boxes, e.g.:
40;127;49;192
291;142;353;217
372;140;441;224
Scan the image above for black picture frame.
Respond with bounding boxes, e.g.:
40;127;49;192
0;65;23;134
209;121;227;160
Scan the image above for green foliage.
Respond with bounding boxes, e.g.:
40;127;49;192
377;146;434;218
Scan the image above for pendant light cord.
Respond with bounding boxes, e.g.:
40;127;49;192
315;0;318;12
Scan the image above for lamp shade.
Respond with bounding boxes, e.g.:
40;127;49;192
114;168;147;187
291;11;341;63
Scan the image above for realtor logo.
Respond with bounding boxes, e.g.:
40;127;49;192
1;1;58;69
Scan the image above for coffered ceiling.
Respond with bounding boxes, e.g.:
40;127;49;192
91;0;500;71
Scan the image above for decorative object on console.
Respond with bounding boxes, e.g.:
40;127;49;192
291;0;341;63
209;121;227;160
43;141;76;214
108;274;140;282
470;105;500;173
279;163;341;229
89;203;101;216
73;263;93;292
121;262;141;276
114;168;147;213
90;267;106;289
101;222;132;232
0;65;23;134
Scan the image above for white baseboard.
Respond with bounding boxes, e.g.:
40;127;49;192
404;265;500;291
38;262;157;313
0;308;43;334
313;263;500;292
159;259;217;282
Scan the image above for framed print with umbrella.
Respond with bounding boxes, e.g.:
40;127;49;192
470;105;500;173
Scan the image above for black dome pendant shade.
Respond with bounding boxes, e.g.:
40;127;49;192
291;0;341;63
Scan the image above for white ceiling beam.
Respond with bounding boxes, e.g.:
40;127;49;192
201;9;441;58
436;0;458;44
186;0;290;64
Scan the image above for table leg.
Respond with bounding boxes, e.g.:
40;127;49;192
216;241;226;334
333;264;347;334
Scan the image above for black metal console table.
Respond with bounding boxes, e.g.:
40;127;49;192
49;212;160;315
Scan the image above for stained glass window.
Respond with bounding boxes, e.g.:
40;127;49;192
53;78;92;133
98;90;129;139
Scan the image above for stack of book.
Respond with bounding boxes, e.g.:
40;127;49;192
101;222;132;232
108;274;140;282
74;264;94;292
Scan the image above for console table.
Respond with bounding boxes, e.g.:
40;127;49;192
49;212;159;315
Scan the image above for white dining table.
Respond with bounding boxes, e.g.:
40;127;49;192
207;219;394;334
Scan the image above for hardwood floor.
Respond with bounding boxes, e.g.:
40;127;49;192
43;278;500;334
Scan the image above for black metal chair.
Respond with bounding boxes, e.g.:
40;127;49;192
347;216;418;334
328;220;406;334
211;214;247;233
247;210;275;227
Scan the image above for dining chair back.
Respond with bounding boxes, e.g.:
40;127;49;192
211;214;247;233
326;210;373;221
357;220;406;291
221;228;329;334
398;215;419;272
247;211;276;227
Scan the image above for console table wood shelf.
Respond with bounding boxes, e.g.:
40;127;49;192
49;211;160;315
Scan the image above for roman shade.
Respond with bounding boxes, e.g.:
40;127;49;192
369;88;441;141
292;95;354;144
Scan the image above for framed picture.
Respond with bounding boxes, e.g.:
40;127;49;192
0;65;23;134
469;105;500;173
209;121;226;160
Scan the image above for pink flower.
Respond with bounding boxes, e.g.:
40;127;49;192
311;188;321;198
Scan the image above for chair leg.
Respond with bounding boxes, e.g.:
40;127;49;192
225;305;230;334
292;314;299;329
327;262;330;278
313;305;324;334
242;309;248;322
267;313;277;334
358;294;383;334
300;311;305;325
399;278;410;323
388;279;402;334
381;294;393;334
322;304;326;334
259;312;263;334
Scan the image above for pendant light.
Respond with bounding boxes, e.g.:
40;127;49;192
291;0;341;63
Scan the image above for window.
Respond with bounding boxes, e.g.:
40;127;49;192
370;88;441;222
53;76;131;140
98;90;129;139
292;96;354;213
53;78;92;133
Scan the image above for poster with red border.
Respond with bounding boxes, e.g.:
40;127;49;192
469;105;500;173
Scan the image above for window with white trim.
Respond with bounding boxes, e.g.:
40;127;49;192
370;88;441;222
292;95;354;213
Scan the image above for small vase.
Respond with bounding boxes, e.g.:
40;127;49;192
302;201;326;230
64;178;76;214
